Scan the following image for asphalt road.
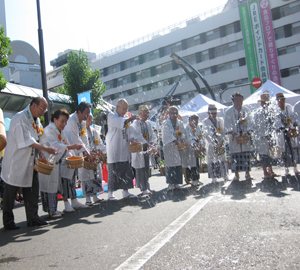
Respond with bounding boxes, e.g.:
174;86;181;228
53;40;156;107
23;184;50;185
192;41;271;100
1;166;300;270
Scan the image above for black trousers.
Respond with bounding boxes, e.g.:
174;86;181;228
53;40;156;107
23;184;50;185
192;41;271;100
3;170;39;226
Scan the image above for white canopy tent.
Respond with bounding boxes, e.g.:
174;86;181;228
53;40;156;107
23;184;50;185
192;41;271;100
179;93;228;123
243;80;300;110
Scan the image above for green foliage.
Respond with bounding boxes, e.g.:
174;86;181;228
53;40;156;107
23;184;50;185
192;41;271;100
61;49;106;113
0;25;12;91
159;160;165;167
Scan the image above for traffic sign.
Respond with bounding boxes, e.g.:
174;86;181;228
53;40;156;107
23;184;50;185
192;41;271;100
252;77;262;88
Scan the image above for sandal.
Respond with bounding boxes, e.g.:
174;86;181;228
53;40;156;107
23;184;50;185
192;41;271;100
232;176;239;182
245;176;254;181
108;196;118;201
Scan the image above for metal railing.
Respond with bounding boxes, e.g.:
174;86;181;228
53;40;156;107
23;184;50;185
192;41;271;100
93;4;227;61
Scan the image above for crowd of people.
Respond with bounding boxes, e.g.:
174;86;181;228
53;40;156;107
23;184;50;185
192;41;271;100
1;91;300;230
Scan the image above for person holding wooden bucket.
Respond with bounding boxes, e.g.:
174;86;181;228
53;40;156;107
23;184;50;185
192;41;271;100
203;105;228;183
39;109;84;218
79;114;107;205
106;99;140;200
182;114;205;187
1;97;58;230
225;92;253;181
162;106;186;190
131;105;157;195
274;92;300;176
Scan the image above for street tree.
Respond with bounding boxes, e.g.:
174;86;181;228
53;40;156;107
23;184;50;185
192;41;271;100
0;25;12;91
59;49;106;113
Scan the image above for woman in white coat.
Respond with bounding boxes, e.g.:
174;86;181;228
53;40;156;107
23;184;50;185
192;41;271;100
39;109;83;217
131;105;157;195
79;114;106;205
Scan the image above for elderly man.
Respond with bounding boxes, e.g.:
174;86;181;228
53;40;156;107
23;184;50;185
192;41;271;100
182;114;204;187
274;93;299;175
1;97;58;230
63;102;93;211
106;99;140;200
253;93;279;178
162;106;185;190
225;92;253;181
131;105;157;195
203;104;228;183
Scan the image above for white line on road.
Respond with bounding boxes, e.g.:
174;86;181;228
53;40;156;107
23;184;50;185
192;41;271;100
115;195;214;270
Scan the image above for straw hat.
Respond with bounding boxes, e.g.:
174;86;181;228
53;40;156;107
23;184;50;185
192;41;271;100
137;105;150;114
208;104;218;113
276;92;285;100
258;93;270;103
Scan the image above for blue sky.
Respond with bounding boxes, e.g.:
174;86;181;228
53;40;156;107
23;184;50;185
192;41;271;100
4;0;228;72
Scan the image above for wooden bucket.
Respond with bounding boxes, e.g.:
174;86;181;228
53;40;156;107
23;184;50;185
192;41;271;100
34;158;54;175
0;108;7;152
177;142;189;151
66;156;84;169
288;128;298;138
236;135;249;144
96;152;107;163
147;145;159;156
194;147;206;158
84;156;98;170
129;142;143;153
159;167;166;176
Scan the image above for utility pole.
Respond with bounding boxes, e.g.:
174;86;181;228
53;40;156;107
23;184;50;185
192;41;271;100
36;0;50;125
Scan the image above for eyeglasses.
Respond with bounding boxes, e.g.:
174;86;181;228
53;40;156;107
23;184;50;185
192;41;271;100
38;105;48;113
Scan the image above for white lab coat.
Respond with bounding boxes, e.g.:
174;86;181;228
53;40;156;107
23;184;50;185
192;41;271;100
224;105;252;154
131;119;156;169
78;126;106;181
162;116;185;167
203;117;227;163
106;111;133;163
274;103;297;151
181;124;204;168
1;105;43;187
39;123;71;193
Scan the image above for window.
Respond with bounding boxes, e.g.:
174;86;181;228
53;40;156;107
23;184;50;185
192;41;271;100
226;24;234;36
202;50;209;61
275;27;285;40
292;22;300;35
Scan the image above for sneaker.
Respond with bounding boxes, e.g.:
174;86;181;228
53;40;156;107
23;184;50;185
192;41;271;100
168;184;175;190
49;211;62;218
71;199;89;209
212;178;217;183
142;189;151;195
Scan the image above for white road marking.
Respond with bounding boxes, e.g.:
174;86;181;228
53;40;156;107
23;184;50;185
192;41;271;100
115;195;214;270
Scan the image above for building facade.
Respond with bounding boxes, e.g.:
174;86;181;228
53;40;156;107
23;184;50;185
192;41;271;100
47;0;300;113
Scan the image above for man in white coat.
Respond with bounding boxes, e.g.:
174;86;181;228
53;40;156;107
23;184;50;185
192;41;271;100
1;97;58;230
253;93;280;179
225;92;253;181
203;104;228;183
274;93;299;175
63;102;93;211
131;105;157;195
162;106;186;190
182;114;204;187
106;99;140;200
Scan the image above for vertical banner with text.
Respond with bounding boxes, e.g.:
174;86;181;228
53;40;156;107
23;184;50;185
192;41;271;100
239;1;259;93
259;0;281;85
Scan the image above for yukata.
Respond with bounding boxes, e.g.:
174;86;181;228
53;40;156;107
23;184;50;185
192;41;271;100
161;116;185;185
225;106;253;173
78;125;106;196
253;106;276;168
274;104;297;167
203;117;228;179
39;122;74;213
181;124;204;182
131;119;156;192
106;111;134;192
1;105;44;226
62;112;87;198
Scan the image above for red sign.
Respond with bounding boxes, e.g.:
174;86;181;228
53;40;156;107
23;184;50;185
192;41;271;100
252;77;262;88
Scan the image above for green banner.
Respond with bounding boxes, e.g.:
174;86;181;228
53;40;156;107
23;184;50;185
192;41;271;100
239;2;259;94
